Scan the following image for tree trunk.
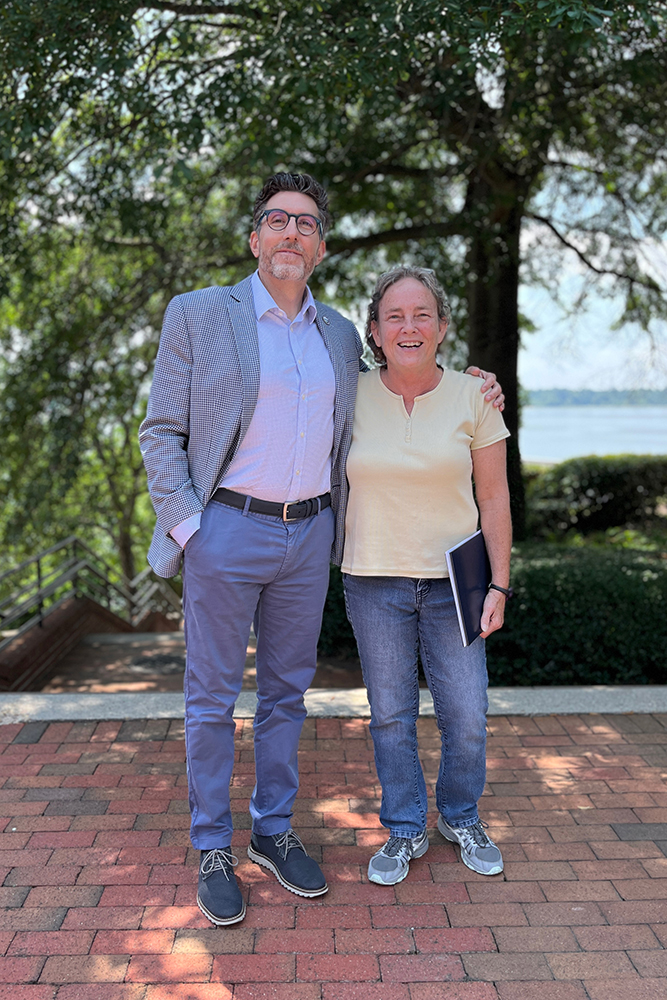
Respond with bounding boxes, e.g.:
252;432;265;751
465;175;528;539
117;522;136;583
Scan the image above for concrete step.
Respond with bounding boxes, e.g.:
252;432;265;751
2;685;667;722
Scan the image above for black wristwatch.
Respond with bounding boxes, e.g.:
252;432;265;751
488;583;513;599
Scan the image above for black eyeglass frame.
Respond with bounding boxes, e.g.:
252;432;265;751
257;209;324;239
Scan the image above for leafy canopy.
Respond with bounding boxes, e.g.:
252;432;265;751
1;0;667;560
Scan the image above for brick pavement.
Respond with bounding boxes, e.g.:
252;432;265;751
1;712;667;998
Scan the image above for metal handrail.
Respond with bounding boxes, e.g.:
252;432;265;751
0;537;181;654
0;556;79;616
0;536;80;585
1;557;142;625
1;560;90;631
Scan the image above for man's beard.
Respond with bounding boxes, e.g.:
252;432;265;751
260;242;316;281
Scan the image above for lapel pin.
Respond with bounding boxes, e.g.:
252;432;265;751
322;315;330;325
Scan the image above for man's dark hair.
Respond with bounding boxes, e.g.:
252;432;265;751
253;172;331;235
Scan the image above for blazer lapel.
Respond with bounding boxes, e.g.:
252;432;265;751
228;276;261;444
315;306;347;473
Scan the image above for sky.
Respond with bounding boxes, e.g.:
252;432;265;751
518;284;667;391
517;224;667;391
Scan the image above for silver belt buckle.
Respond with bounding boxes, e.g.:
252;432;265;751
282;502;295;521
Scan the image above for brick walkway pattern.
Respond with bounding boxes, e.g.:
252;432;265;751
1;713;667;999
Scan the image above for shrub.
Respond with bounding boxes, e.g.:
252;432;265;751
527;455;667;536
318;566;358;657
486;544;667;685
320;545;667;685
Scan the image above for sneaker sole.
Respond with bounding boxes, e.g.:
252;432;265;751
197;893;246;926
368;868;409;886
367;836;430;886
247;844;329;898
437;816;504;877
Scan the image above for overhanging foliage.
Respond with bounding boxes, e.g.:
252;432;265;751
2;1;667;561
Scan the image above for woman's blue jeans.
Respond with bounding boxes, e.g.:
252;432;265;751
343;575;488;838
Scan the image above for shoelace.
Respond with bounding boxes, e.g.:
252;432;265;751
382;836;417;859
274;829;309;860
200;847;239;881
459;821;492;849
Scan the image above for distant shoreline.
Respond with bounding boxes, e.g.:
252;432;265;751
527;389;667;407
520;404;667;463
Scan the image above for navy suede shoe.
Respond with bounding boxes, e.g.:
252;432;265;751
247;829;328;897
197;848;246;925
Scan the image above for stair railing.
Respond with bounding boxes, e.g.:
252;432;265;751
0;537;181;655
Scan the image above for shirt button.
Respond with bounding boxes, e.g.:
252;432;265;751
298;359;302;364
300;432;304;438
296;470;300;475
301;394;306;400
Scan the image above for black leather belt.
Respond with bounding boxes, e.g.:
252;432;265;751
212;487;331;521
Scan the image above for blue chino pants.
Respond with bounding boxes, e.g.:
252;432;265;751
343;574;488;837
182;498;334;849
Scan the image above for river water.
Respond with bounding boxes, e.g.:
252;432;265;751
520;406;667;463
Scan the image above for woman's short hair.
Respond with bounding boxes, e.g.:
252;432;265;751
253;172;331;235
365;266;452;365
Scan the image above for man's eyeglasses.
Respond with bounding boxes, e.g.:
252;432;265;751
257;209;323;238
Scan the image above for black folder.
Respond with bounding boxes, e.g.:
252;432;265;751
445;529;491;647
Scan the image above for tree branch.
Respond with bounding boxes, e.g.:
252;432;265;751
139;1;262;18
528;212;661;291
195;253;253;270
327;220;466;256
365;165;442;179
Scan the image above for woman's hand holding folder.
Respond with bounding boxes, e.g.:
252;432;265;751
480;588;506;638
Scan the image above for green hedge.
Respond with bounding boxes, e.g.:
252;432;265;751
487;544;667;685
318;566;357;657
527;455;667;535
320;546;667;685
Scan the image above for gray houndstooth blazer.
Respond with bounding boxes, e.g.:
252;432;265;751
139;274;364;578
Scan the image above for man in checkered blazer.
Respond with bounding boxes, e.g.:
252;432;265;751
140;173;501;926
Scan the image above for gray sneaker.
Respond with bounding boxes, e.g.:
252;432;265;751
367;831;429;885
437;816;503;876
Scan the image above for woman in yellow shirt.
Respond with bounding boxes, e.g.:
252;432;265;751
342;266;512;885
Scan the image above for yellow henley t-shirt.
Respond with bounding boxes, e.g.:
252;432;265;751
341;367;510;578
